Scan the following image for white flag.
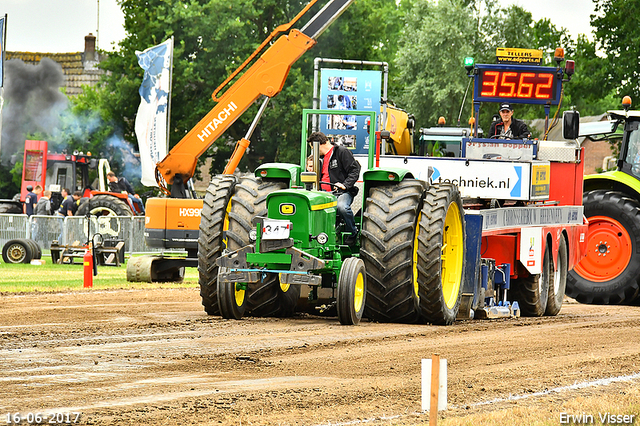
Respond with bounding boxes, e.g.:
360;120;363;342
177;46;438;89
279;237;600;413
135;38;173;187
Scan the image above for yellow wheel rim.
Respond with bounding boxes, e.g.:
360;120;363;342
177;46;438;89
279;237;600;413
222;198;232;246
412;211;422;297
278;273;290;292
441;202;464;309
354;271;365;312
234;283;245;307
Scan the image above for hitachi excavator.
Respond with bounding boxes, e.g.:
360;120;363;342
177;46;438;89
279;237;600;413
127;1;355;303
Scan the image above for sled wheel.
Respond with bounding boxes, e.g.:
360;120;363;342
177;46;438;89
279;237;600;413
513;240;550;317
337;257;367;325
546;236;568;316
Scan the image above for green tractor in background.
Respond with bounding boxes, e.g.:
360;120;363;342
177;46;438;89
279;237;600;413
568;96;640;305
215;110;466;325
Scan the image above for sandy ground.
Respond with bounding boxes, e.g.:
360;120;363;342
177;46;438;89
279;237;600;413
1;288;639;425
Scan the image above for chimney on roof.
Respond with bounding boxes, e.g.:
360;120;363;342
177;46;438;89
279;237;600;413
85;33;96;61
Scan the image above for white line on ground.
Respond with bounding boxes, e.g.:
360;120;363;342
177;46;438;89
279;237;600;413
313;372;640;426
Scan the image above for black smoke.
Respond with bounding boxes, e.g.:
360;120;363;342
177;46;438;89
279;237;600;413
1;57;69;162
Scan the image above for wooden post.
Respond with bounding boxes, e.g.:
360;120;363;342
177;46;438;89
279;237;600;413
429;354;440;426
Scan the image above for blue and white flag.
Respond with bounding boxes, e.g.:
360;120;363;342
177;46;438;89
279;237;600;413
0;16;5;87
135;38;173;187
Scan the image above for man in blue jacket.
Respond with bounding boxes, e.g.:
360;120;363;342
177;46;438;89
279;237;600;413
24;185;37;217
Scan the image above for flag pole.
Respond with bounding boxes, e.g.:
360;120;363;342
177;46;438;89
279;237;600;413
165;36;174;156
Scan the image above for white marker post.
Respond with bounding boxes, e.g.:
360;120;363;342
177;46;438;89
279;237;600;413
422;354;447;425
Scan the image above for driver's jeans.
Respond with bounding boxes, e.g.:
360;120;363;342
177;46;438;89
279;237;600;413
337;192;356;235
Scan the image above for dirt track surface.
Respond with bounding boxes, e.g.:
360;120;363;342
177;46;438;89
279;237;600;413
1;288;640;425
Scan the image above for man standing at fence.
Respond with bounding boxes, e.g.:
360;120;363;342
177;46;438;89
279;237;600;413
24;185;37;217
107;171;145;214
56;188;75;217
35;190;52;216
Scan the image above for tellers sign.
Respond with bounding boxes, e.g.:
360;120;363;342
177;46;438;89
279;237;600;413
474;64;561;105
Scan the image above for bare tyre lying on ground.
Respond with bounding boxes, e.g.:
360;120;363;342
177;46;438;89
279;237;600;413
416;183;466;325
512;240;550;317
2;239;34;264
223;176;297;317
360;179;425;323
22;239;42;260
567;190;640;304
337;257;367;325
127;256;185;283
76;195;133;217
198;175;236;315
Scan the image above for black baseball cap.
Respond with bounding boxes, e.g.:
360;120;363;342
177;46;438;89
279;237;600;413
499;102;513;112
26;185;33;191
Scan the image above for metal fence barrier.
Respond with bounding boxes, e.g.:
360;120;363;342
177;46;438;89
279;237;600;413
0;214;168;256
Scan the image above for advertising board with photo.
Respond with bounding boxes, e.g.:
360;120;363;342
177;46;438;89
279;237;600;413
320;69;381;154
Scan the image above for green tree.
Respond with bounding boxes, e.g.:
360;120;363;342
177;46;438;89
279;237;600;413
394;0;573;133
592;0;640;99
89;0;404;181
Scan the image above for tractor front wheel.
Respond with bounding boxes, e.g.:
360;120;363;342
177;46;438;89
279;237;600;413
218;276;247;320
337;257;367;325
568;190;640;304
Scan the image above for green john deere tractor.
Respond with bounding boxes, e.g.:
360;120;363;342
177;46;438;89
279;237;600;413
215;110;466;325
567;97;640;305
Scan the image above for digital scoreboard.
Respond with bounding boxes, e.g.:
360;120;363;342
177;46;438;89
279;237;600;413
473;64;562;106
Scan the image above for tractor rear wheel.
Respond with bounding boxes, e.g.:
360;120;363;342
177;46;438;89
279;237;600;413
360;179;425;323
198;175;236;315
76;195;133;217
0;202;23;214
2;239;33;264
512;240;550;317
568;190;640;304
546;236;568;316
337;257;367;325
416;183;466;325
225;176;291;317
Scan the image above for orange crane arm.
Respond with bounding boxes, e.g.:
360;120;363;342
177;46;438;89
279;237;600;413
155;0;354;190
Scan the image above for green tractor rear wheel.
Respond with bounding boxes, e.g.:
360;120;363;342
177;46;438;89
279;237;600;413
416;183;465;325
198;175;236;315
337;257;367;325
361;179;426;323
226;176;296;317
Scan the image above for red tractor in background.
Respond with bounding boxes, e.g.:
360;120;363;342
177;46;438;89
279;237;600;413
0;140;142;216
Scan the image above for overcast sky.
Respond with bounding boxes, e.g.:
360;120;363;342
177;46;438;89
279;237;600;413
1;0;596;53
